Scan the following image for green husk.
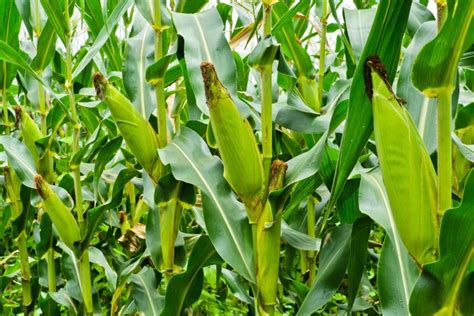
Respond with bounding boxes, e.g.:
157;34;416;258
367;56;439;265
34;175;81;249
200;62;264;216
94;73;161;182
15;106;53;182
256;160;287;314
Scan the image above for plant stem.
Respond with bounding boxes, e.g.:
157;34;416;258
65;4;92;313
263;3;272;37
437;90;452;215
153;0;167;148
79;250;93;316
318;0;328;107
18;231;32;313
261;68;273;191
261;3;273;189
2;65;9;134
38;79;47;133
306;196;316;285
66;38;85;232
156;79;168;148
47;247;56;292
127;181;136;225
160;183;183;272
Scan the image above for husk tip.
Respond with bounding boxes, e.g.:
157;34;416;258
200;62;218;103
364;55;388;100
13;105;22;127
93;72;107;100
269;160;288;191
34;174;46;197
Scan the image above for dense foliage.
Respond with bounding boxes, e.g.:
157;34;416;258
0;0;473;315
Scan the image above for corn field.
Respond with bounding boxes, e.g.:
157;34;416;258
0;0;473;315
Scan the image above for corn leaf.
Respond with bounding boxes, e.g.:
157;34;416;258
123;17;155;118
173;8;247;116
0;0;21;88
72;0;134;79
162;236;222;315
0;136;37;188
410;170;474;315
129;267;163;316
31;21;58;72
39;0;69;45
359;170;419;315
0;40;46;86
297;224;353;315
412;0;474;96
397;21;437;153
343;8;376;61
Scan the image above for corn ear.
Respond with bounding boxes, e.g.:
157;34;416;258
200;62;264;210
296;76;320;112
94;73;161;182
34;175;81;249
367;56;439;265
15;106;53;182
256;203;281;311
256;160;287;312
4;166;23;218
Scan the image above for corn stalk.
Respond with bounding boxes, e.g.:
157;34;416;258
64;1;93;313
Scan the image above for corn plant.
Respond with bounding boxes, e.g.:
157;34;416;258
0;0;473;315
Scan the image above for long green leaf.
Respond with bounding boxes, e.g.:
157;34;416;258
173;8;246;115
0;136;37;188
31;21;58;72
39;0;69;45
359;170;419;315
412;0;474;96
343;8;376;61
397;21;437;153
123;18;155;118
298;224;353;315
129;267;163;316
0;40;45;85
410;170;474;315
162;236;222;315
0;0;21;88
72;0;133;79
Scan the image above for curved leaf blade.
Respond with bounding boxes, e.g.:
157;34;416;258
359;170;419;315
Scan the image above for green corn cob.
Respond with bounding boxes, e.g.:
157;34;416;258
15;106;53;182
200;62;264;211
34;175;81;249
367;56;439;265
94;73;161;182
